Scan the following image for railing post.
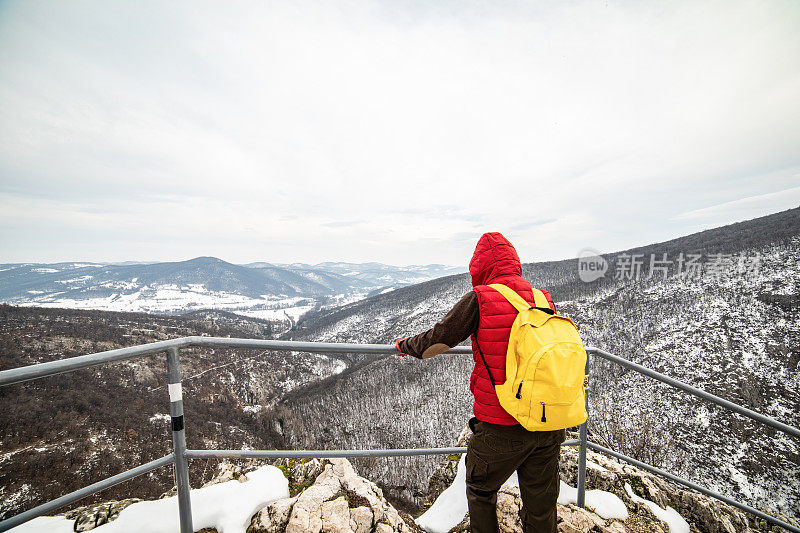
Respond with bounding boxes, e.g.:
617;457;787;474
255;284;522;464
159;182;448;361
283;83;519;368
577;352;589;508
166;347;193;533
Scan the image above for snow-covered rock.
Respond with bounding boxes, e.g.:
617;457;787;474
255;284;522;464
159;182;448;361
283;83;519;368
6;464;289;533
557;442;779;532
248;458;416;533
66;499;141;531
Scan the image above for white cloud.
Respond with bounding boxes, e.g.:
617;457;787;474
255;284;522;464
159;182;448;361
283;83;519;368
674;183;800;221
0;0;798;264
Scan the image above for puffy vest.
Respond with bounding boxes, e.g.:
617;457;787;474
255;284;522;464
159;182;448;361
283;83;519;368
467;232;555;425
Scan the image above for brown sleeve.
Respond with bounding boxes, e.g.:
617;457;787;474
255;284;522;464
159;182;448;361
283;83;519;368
398;291;479;359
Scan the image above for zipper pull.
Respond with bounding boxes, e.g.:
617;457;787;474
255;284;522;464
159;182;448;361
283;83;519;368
540;402;547;423
516;380;523;399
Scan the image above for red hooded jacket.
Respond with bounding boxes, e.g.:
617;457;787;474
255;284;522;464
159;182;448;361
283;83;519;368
469;233;555;424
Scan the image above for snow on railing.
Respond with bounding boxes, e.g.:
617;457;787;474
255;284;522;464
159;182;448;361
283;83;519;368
0;338;798;533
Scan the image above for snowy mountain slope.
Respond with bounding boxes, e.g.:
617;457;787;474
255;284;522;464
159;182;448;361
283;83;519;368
247;261;465;292
0;258;462;318
0;256;342;299
293;262;464;295
560;239;800;520
278;207;800;520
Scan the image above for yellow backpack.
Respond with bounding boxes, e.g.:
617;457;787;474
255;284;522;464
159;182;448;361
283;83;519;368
477;284;588;431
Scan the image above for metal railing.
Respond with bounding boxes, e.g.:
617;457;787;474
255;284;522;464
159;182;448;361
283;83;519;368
0;337;797;533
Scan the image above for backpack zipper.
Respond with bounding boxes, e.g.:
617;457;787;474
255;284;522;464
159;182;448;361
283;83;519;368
540;402;547;422
516;380;523;399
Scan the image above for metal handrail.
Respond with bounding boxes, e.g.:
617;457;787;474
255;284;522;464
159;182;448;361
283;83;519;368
0;338;415;387
585;442;798;531
587;347;800;439
0;455;175;532
0;338;797;533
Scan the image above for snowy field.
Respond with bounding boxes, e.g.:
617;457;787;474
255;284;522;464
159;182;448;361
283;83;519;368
16;287;322;323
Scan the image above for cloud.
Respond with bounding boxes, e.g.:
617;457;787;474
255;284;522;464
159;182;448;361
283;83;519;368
0;0;798;264
511;219;557;231
321;220;366;228
674;183;800;221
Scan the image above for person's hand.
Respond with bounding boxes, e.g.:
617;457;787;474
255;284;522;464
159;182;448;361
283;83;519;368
395;338;408;357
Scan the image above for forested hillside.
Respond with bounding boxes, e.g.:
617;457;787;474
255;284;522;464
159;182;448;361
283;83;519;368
0;308;345;520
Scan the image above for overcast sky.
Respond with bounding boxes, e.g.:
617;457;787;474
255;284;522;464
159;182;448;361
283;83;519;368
1;1;798;266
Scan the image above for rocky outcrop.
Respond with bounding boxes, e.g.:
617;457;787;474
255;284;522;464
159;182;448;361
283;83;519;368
440;487;639;533
558;438;787;533
422;427;794;533
248;458;418;533
424;426;472;508
64;498;142;531
440;486;634;533
200;462;254;487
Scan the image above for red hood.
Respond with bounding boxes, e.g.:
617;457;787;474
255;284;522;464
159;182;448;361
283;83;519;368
469;232;522;287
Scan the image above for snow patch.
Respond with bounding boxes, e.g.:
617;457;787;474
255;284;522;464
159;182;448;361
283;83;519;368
54;275;94;284
557;481;628;520
586;460;608;472
416;455;469;533
624;483;689;533
9;466;287;532
7;516;74;533
96;465;288;533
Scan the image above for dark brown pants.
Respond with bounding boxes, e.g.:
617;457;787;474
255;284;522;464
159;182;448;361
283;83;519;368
465;418;565;533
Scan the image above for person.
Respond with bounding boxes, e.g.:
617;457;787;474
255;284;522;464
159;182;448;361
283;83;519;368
395;232;565;533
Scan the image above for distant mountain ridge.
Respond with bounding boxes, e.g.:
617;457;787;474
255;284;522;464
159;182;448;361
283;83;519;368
0;258;464;319
243;261;464;296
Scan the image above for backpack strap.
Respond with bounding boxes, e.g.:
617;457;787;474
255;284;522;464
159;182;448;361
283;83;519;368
473;340;496;389
488;283;554;314
531;288;554;313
